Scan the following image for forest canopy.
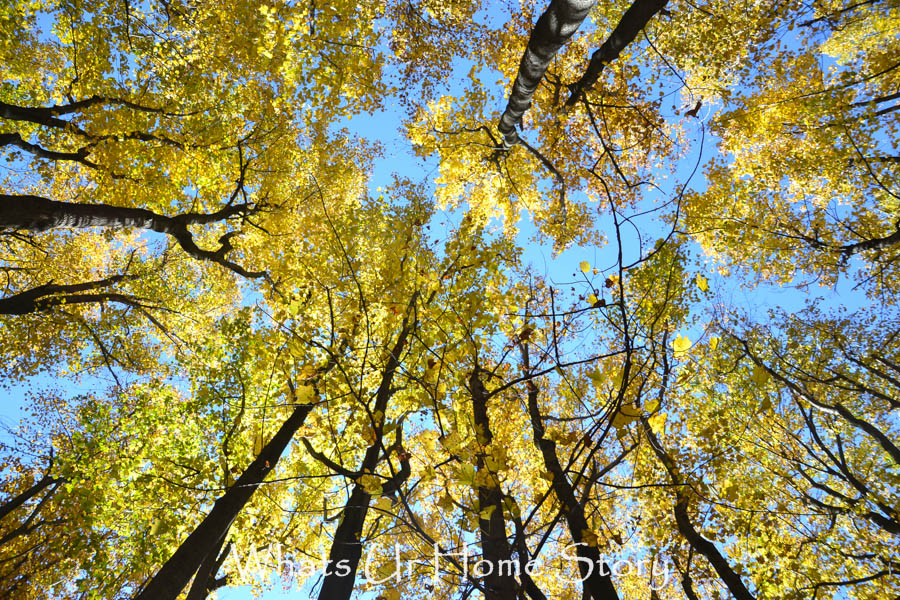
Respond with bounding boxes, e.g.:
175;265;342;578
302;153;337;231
1;0;899;599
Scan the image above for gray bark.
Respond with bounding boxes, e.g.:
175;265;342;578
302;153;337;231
498;0;597;147
0;194;264;278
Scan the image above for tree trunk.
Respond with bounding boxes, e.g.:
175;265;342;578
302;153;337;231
1;193;239;233
565;0;669;108
184;539;230;600
0;276;136;316
317;484;372;600
1;194;264;277
0;474;62;524
524;377;619;600
471;369;518;600
641;420;755;600
317;306;415;600
498;0;597;147
134;403;313;600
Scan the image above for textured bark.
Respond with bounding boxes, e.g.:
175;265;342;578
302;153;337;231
642;421;756;600
498;0;597;147
524;377;619;599
0;194;263;277
565;0;669;108
3;193;206;231
839;225;900;258
134;403;313;600
792;220;900;261
471;369;518;600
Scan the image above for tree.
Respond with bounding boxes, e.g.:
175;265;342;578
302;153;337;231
2;0;899;599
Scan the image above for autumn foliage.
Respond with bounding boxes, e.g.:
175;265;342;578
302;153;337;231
1;1;898;599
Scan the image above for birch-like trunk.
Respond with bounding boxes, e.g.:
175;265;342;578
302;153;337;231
498;0;597;147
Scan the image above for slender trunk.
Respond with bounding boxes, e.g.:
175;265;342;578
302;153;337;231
675;561;700;600
641;420;755;600
0;480;64;547
524;377;619;599
317;485;372;600
0;276;135;316
134;403;313;600
0;475;61;524
498;0;597;147
0;133;96;167
184;538;229;600
317;305;415;600
565;0;669;108
471;369;518;600
511;516;549;600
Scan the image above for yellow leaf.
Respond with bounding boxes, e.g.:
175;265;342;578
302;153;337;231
672;335;692;358
581;528;600;547
457;464;477;487
709;336;720;351
648;412;667;434
359;474;383;495
479;505;496;520
502;497;520;518
751;364;769;386
612;411;638;430
149;520;164;536
620;402;642;418
696;274;709;292
294;384;316;404
579;260;590;273
437;493;454;511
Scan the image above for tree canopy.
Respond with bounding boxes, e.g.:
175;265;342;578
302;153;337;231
1;0;898;599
